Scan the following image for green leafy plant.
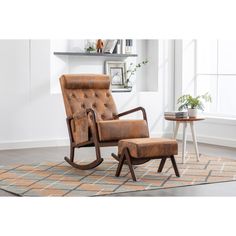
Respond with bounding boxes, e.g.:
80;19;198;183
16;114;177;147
125;60;148;86
177;92;212;111
85;41;96;52
86;46;96;52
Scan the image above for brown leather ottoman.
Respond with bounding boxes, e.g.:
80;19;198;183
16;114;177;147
112;138;180;181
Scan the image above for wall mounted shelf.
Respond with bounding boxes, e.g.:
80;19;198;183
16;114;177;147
112;88;132;93
53;51;137;93
54;52;138;57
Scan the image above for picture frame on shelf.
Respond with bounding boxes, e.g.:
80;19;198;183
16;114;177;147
105;61;127;89
103;40;118;54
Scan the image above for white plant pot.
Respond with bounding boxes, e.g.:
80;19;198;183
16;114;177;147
188;108;198;117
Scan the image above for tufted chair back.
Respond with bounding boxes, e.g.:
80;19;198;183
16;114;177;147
60;74;118;144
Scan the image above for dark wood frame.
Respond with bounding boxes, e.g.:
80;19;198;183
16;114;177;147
64;106;148;170
115;147;180;181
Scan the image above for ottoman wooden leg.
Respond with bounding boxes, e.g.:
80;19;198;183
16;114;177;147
115;153;125;177
170;155;180;177
124;148;137;181
157;158;166;173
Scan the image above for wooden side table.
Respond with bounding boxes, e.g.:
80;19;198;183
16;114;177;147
165;116;205;163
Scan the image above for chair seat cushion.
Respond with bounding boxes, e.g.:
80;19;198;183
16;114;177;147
97;120;149;142
118;138;178;158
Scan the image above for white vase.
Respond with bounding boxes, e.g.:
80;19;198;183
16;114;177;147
188;108;198;117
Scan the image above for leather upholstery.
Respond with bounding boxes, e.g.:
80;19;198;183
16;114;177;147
60;74;149;145
60;74;118;144
118;138;178;158
63;74;110;90
97;120;149;142
60;74;117;121
72;111;89;144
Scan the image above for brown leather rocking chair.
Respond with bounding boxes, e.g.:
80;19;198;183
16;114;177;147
60;74;149;170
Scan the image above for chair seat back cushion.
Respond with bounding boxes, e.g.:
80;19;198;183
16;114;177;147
60;74;118;144
67;89;117;121
97;120;149;142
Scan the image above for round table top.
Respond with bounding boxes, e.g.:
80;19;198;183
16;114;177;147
164;116;205;122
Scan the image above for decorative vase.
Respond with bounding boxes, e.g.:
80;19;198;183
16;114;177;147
124;80;132;89
125;39;133;54
188;108;197;118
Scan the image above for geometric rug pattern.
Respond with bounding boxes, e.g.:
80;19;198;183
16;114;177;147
1;154;236;196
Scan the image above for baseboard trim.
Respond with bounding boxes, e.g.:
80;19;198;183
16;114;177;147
0;133;172;150
176;133;236;148
0;133;235;150
0;138;69;150
151;132;173;138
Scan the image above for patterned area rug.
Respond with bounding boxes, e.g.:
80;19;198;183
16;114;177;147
1;154;236;196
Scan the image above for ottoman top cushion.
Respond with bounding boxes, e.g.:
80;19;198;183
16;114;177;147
118;138;178;158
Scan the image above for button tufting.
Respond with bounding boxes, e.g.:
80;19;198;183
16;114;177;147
81;104;85;108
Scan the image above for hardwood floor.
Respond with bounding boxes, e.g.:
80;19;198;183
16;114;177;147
0;142;235;196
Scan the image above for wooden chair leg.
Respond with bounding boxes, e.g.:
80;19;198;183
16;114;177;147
94;142;103;162
69;145;75;162
157;158;166;173
170;155;180;177
115;154;125;177
125;148;137;181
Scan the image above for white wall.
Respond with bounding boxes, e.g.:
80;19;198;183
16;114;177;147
140;40;175;137
0;39;174;150
0;40;30;143
175;40;236;148
50;40;69;93
145;40;159;91
0;40;68;149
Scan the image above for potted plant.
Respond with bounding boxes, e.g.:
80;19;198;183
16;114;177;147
124;60;148;88
177;92;212;117
84;40;96;53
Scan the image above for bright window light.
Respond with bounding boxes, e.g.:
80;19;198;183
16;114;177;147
195;40;236;118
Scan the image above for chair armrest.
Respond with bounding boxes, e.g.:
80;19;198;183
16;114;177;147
85;108;100;143
68;109;97;122
66;108;99;143
67;109;98;126
66;115;73;122
66;112;88;135
72;111;86;120
116;106;147;121
85;108;97;121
